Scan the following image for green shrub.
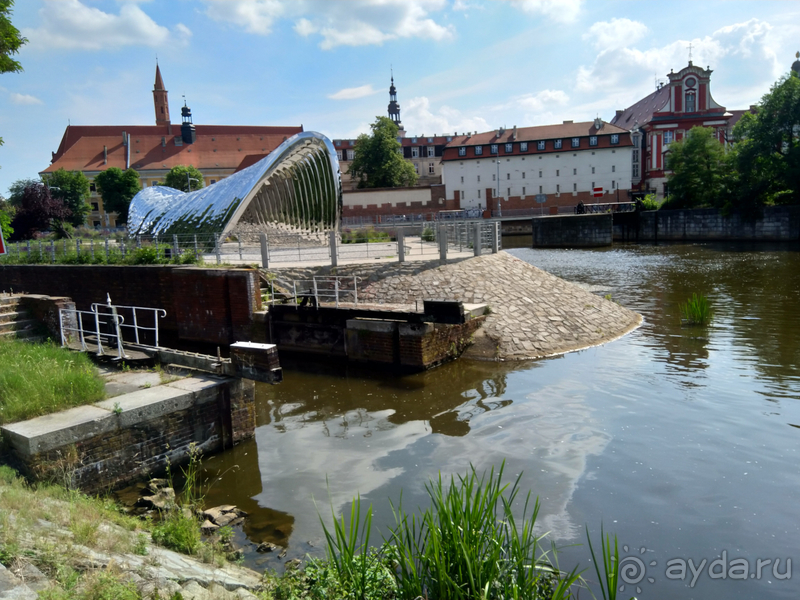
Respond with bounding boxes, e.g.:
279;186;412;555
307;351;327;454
421;226;435;242
679;292;713;326
639;193;660;211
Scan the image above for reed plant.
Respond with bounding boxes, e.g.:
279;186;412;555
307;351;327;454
679;292;713;326
0;339;105;424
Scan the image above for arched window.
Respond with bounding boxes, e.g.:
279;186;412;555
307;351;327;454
685;92;696;113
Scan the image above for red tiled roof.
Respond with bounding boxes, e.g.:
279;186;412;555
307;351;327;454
443;121;630;148
726;108;756;130
234;154;268;172
611;85;670;129
42;124;304;175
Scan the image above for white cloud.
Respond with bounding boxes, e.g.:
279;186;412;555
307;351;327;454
328;84;379;100
205;0;453;49
9;93;43;106
402;96;490;136
512;0;583;23
204;0;287;36
583;18;648;52
23;0;188;50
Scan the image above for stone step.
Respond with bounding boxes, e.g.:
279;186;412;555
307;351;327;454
0;328;45;342
0;310;30;323
0;319;39;334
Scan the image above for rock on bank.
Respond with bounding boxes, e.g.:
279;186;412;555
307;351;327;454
360;251;641;360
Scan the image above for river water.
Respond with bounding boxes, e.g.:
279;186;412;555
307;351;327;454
199;240;800;599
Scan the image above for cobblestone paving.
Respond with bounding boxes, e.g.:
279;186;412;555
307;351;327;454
360;251;641;360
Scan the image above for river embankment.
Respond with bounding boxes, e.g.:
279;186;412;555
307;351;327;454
272;251;642;360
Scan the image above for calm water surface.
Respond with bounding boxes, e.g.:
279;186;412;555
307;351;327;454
200;240;800;599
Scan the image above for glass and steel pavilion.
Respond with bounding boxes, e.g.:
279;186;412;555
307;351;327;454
127;131;342;238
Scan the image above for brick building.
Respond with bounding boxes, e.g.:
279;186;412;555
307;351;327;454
40;65;303;227
441;120;633;214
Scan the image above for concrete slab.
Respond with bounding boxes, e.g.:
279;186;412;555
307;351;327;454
95;386;197;428
463;303;488;318
1;405;115;456
103;371;163;398
164;375;225;394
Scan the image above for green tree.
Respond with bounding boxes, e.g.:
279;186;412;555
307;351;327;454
348;116;418;189
41;169;91;227
664;126;730;209
0;0;28;153
730;74;800;212
94;167;141;225
0;205;12;241
163;165;205;192
6;177;39;207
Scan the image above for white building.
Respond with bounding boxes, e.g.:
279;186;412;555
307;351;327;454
441;120;634;214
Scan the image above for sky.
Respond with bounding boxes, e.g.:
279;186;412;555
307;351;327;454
1;0;799;195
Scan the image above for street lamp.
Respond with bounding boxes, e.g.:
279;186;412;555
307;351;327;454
186;174;199;192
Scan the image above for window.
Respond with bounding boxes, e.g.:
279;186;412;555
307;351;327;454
612;181;616;189
336;150;343;161
571;138;580;148
427;137;433;143
592;166;595;174
492;174;496;181
556;184;560;193
664;131;674;145
478;189;481;198
537;140;545;150
412;137;418;143
522;186;526;195
151;181;159;186
610;134;619;145
612;165;616;172
91;202;99;211
458;147;466;156
414;163;419;174
477;175;481;182
539;171;542;178
412;147;419;158
475;146;483;155
397;137;403;143
507;173;510;180
521;142;528;151
446;136;453;142
490;144;498;154
539;185;543;193
589;136;598;146
522;172;526;179
335;140;341;146
89;183;96;192
505;143;513;153
428;146;435;157
556;169;560;176
632;149;639;162
592;182;595;188
93;221;101;228
210;179;216;184
633;164;639;178
573;183;577;191
554;139;562;149
685;92;696;113
347;149;354;160
573;168;577;175
507;188;511;196
429;162;435;174
460;176;464;183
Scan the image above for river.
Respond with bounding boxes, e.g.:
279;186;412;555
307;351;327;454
199;240;800;599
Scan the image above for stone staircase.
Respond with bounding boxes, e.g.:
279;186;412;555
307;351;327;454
0;296;44;342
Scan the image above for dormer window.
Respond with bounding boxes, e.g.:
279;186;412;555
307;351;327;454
610;134;619;145
458;147;466;156
554;139;562;149
490;144;498;154
537;140;545;150
685;92;696;113
571;137;580;148
475;146;483;155
589;136;597;146
412;137;418;143
505;143;513;153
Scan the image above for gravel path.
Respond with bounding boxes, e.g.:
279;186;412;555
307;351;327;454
360;251;641;360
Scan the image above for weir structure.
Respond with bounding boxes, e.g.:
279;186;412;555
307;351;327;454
127;131;342;238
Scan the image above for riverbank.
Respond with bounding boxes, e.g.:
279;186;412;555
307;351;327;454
356;251;641;360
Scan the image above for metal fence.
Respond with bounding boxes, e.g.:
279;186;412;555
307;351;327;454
265;275;361;307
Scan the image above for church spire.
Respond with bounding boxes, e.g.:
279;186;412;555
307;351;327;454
153;63;170;128
388;70;403;133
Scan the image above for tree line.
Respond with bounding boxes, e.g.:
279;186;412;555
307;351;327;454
663;71;800;215
0;165;205;241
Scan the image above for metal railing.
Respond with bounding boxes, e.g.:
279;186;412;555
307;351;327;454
59;295;166;359
266;276;362;307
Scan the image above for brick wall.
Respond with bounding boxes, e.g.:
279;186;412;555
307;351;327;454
0;265;262;346
531;213;613;247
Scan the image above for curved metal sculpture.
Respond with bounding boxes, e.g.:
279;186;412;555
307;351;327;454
127;131;342;237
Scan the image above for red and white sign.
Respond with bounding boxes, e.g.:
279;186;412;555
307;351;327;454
0;228;6;256
593;187;604;198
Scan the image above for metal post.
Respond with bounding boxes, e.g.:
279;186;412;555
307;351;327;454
193;234;198;255
353;276;358;306
90;239;95;260
173;234;179;259
121;241;126;258
491;221;500;254
63;239;67;255
329;230;338;268
397;228;405;263
313;278;319;306
105;238;109;262
26;240;30;256
75;239;80;255
58;310;65;347
473;221;482;257
132;308;140;344
260;233;269;268
94;310;104;356
439;224;447;262
334;277;339;308
238;238;243;261
50;242;56;263
215;233;221;265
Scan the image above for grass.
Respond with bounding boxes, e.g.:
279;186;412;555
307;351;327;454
679;292;713;326
0;338;106;424
0;242;202;266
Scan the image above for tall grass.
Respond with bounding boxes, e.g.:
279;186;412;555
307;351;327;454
0;339;105;424
679;292;713;326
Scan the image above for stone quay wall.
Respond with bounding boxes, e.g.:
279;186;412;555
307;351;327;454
1;376;255;493
614;205;800;242
531;213;612;247
0;265;262;346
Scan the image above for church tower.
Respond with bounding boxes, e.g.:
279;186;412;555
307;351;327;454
388;73;404;136
153;64;170;128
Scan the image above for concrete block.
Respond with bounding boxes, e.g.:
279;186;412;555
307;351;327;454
1;405;116;456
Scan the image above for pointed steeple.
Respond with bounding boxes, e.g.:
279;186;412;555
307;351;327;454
153;63;170;128
388;70;403;133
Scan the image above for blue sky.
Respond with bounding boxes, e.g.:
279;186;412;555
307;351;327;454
1;0;799;195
